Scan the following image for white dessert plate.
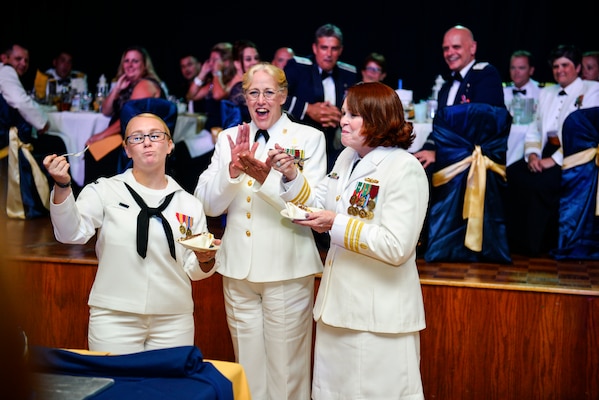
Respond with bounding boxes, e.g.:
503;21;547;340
177;235;220;251
280;208;323;221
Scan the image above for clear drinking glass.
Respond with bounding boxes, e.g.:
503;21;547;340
511;97;524;124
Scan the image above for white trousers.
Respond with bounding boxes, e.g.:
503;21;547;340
223;275;314;400
312;320;424;400
88;306;194;354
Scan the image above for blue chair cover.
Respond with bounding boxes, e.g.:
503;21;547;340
424;103;512;263
28;345;233;400
117;98;178;173
551;107;599;260
220;99;242;129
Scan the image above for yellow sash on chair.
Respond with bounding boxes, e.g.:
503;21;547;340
432;145;507;252
6;127;50;219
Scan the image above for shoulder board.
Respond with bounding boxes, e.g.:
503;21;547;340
73;72;86;78
472;62;489;70
294;56;313;66
337;61;357;73
503;82;514;88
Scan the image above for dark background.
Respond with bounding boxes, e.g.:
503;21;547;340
3;1;596;103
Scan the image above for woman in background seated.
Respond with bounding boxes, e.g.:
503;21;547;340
43;109;218;354
84;46;166;184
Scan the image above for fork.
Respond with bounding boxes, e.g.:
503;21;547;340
60;145;89;158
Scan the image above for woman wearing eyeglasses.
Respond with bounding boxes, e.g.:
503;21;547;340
195;62;327;399
360;52;388;83
42;102;219;355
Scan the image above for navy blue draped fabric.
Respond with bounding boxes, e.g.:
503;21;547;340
424;102;512;263
116;98;178;173
551;107;599;260
220;99;242;129
28;345;233;400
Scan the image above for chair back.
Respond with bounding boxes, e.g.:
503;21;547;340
120;98;178;135
425;102;512;263
552;106;599;260
220;99;242;129
117;98;178;173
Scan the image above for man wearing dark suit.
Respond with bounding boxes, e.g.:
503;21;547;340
284;23;357;173
413;25;504;255
414;25;505;170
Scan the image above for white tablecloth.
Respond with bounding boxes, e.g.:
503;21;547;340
47;112;111;187
46;111;205;187
408;122;432;153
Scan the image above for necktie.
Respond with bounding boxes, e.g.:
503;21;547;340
57;78;71;86
321;70;332;80
255;129;269;142
125;183;176;260
558;90;567;96
351;158;361;174
513;89;527;95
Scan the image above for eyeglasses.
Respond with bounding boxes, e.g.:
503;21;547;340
365;66;383;73
126;131;170;145
245;89;281;100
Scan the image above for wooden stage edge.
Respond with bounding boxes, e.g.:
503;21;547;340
5;215;598;296
2;215;599;399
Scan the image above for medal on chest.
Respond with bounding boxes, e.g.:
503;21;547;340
176;212;193;238
348;179;379;219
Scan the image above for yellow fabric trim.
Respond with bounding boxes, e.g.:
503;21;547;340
0;145;8;159
6;127;50;219
291;178;311;205
562;146;599;216
431;145;506;252
344;218;364;253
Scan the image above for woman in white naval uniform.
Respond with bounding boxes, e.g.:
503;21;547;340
271;81;429;399
195;63;327;400
43;108;218;354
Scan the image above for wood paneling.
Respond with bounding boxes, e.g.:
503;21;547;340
419;285;597;400
3;217;598;399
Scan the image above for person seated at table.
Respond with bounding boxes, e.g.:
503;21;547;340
271;46;294;70
44;49;88;95
173;51;205;114
509;44;599;256
581;50;599;81
0;40;67;217
84;46;167;185
172;42;236;193
411;25;504;255
42;106;219;355
225;39;261;127
360;52;387;83
503;49;543;166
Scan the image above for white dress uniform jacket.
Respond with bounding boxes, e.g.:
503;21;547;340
0;62;48;130
195;113;327;281
50;169;216;315
282;146;429;333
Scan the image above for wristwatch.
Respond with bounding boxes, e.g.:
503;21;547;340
55;180;71;188
193;76;203;86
